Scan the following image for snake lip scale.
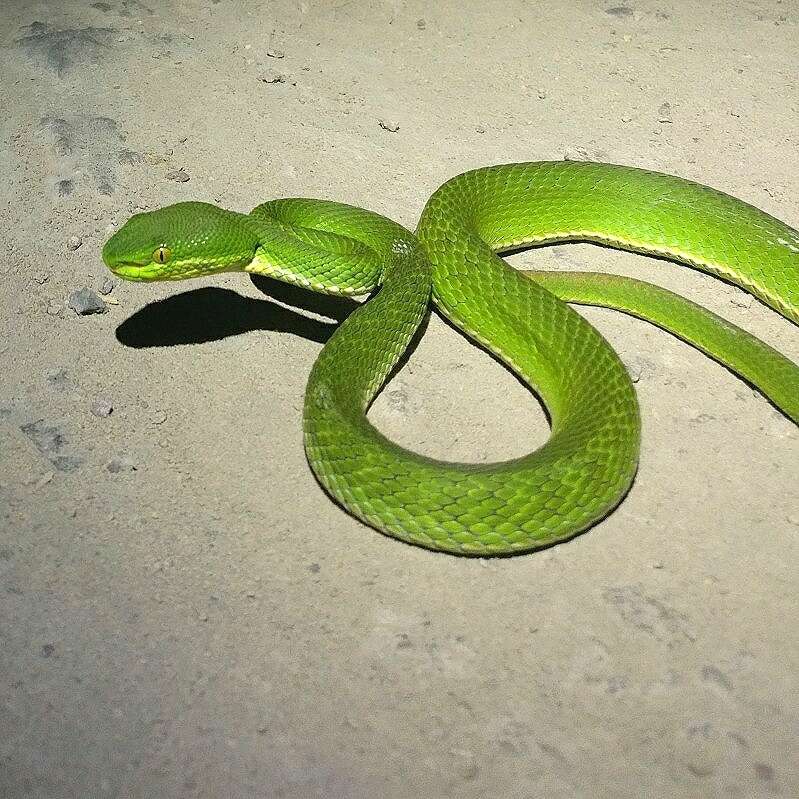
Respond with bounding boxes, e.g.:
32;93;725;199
102;160;799;555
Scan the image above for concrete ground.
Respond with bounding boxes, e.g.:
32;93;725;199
1;1;797;797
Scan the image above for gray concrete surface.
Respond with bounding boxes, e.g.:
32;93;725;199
1;1;797;797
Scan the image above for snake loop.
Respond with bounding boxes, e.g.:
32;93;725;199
103;161;799;554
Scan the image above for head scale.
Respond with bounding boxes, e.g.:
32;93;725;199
102;201;258;281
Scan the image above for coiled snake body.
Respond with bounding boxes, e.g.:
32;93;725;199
103;161;799;554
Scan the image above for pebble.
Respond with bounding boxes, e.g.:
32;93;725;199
657;102;673;123
624;356;654;383
67;288;107;315
563;147;590;161
258;69;285;84
729;292;753;309
91;398;114;418
266;48;284;58
67;235;83;251
166;169;190;183
378;119;400;132
99;278;115;295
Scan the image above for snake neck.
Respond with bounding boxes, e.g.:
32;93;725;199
243;198;422;297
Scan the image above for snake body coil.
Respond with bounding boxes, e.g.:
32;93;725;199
103;161;799;554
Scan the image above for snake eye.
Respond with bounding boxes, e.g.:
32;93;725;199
153;245;172;264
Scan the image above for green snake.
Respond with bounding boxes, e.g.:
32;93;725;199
102;161;799;555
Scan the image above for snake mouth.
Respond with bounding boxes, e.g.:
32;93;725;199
102;242;159;280
103;259;161;281
111;264;163;281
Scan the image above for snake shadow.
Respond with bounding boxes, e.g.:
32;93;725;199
116;275;359;348
114;275;433;380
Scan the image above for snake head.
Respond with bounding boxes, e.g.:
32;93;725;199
102;201;259;281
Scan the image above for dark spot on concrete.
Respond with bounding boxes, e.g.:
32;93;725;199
701;664;732;691
0;547;13;560
120;0;155;17
686;762;714;778
308;563;321;573
606;5;633;17
118;148;142;165
603;584;695;645
107;456;137;473
15;22;115;76
40;115;124;198
46;369;70;390
20;420;82;472
41;643;56;657
538;740;567;763
754;763;774;782
396;633;413;649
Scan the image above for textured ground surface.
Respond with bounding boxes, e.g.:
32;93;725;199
1;1;798;797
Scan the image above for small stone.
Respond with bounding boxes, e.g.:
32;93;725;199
475;125;486;134
67;235;83;251
416;18;426;29
729;292;753;309
625;356;654;383
68;288;107;315
41;643;56;658
563;146;590;161
91;398;113;418
99;278;115;295
46;300;64;317
152;409;168;425
34;471;54;490
657;102;673;123
258;68;285;84
378;119;400;132
166;169;190;183
266;48;284;58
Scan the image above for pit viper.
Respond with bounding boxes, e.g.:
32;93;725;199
102;161;799;555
